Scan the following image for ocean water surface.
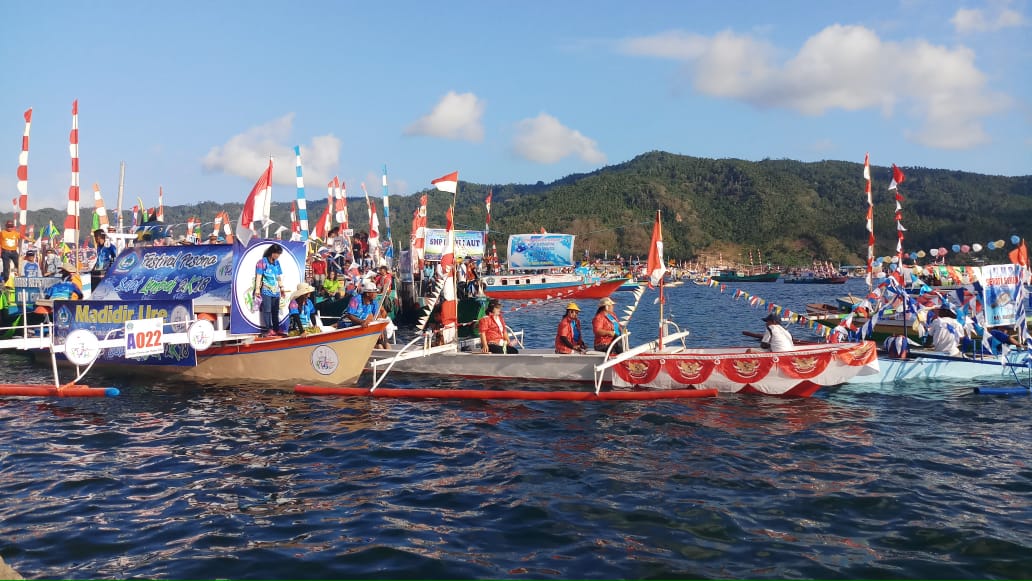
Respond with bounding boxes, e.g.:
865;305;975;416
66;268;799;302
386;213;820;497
1;278;1030;579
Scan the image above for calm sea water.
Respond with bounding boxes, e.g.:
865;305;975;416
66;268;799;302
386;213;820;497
2;278;1031;579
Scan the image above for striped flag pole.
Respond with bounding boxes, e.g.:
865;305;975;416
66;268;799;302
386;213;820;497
293;146;309;244
93;184;109;230
156;187;165;222
64;100;81;247
863;153;873;291
16;108;31;237
382;165;393;260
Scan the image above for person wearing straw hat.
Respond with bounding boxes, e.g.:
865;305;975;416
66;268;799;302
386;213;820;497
592;297;624;355
287;282;317;335
555;301;587;354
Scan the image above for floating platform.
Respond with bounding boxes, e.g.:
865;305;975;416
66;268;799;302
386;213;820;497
295;386;718;400
0;385;120;397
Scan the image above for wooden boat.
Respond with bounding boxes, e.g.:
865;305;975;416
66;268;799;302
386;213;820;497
846;348;1032;386
784;275;848;284
481;272;628;300
710;270;780;283
5;241;386;389
481;233;628;300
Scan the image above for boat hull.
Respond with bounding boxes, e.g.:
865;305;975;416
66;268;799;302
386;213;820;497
784;276;848;284
482;276;627;301
710;273;781;283
847;349;1032;385
611;342;879;397
369;347;611;384
49;321;388;387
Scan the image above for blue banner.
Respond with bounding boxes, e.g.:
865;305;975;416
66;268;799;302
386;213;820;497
507;234;576;269
53;299;197;366
91;244;236;304
980;264;1025;327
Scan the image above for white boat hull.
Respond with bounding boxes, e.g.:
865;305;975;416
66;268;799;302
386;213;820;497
846;349;1032;385
369;346;611;384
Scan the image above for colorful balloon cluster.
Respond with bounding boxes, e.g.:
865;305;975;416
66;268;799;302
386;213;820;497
870;234;1023;265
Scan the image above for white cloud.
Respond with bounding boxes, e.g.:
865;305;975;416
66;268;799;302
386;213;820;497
952;3;1026;34
405;91;485;142
512;113;607;165
202;114;341;188
617;25;1012;150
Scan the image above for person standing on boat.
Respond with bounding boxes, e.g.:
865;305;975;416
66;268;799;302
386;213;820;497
91;229;117;283
254;243;287;338
555;302;587;354
479;299;519;354
760;313;794;352
926;307;965;356
1;220;23;284
592;297;625;355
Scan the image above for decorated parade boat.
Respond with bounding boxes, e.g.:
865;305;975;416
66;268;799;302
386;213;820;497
481;233;627;300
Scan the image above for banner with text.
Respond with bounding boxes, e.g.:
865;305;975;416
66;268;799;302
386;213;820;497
53;299;197;366
423;229;485;261
506;234;576;269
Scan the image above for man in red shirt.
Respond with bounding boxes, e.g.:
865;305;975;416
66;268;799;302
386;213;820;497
554;302;587;354
479;299;519;354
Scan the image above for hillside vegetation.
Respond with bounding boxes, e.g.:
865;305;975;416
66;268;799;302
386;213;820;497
23;151;1032;267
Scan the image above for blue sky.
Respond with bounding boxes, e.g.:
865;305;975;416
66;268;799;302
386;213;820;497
2;0;1029;212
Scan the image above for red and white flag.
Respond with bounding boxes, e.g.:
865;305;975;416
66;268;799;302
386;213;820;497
646;210;666;289
888;164;905;190
431;171;458;194
236;160;273;245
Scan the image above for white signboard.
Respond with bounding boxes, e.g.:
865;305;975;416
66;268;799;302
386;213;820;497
124;317;165;358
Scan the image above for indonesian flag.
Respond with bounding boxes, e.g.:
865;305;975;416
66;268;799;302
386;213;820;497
646;210;666;289
485;190;492;234
439;205;457;343
312;203;331;241
236;160;273;246
888;164;905;190
368;197;381;264
411;194;428;262
1010;240;1029;268
431;171;458;194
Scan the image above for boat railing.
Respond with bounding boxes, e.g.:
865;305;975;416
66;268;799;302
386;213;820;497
592;330;693;394
369;336;459;391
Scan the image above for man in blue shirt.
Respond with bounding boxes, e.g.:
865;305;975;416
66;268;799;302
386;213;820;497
91;229;117;282
337;281;381;328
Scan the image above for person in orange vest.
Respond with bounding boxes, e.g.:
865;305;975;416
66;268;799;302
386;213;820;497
1;220;24;284
592;297;625;354
479;299;519;354
554;302;587;354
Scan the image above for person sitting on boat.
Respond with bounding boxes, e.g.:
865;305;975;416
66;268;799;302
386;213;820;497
336;281;381;329
555;302;587;354
760;313;794;352
43;261;83;302
287;282;317;336
926;307;965;356
322;270;343;299
254;243;288;338
592;297;625;355
479;299;519;354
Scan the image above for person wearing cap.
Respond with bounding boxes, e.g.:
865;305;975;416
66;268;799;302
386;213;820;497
91;228;117;283
1;220;23;284
42;247;62;277
555;302;587;354
592;297;625;354
287;282;318;335
479;299;519;354
760;313;794;352
926;307;965;356
336;280;381;329
254;243;288;337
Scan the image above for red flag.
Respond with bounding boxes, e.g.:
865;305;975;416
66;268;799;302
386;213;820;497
1010;240;1029;267
646;210;666;289
236;160;273;245
888;164;906;190
431;171;458;194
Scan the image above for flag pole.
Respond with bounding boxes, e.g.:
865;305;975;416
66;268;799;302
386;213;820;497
658;210;664;348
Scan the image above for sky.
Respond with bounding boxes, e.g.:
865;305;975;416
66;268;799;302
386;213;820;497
2;0;1030;214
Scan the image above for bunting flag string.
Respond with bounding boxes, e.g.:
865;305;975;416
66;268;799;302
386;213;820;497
696;278;833;338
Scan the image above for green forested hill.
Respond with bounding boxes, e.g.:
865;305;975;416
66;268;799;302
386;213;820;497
22;151;1032;267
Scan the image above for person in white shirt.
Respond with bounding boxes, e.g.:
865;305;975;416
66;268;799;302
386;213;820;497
927;308;965;356
760;313;795;352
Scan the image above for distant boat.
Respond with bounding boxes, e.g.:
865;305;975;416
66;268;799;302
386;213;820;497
784;275;848;284
710;270;780;283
